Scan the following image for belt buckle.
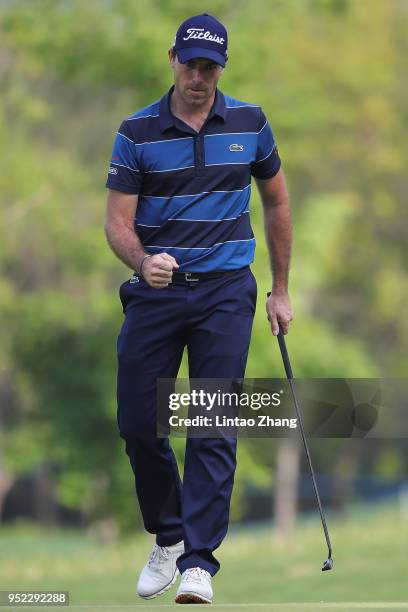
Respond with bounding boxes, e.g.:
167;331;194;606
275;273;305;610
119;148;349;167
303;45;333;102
185;272;199;282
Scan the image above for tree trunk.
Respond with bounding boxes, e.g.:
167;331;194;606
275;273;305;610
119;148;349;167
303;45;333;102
32;467;58;525
0;466;14;521
274;438;301;536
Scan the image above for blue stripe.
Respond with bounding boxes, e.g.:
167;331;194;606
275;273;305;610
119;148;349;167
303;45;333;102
205;133;257;165
112;131;139;171
137;138;195;173
256;121;275;160
136;186;251;224
144;238;256;272
108;126;142;192
224;96;259;109
135;213;253;249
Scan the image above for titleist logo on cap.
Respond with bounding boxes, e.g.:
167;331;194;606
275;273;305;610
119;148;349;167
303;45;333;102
183;28;225;45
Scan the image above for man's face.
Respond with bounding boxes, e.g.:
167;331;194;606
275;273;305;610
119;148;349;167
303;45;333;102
168;51;224;107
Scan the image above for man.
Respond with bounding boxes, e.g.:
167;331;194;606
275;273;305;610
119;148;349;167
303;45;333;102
104;13;292;605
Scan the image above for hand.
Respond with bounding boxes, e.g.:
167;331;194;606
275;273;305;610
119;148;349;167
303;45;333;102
266;291;293;335
141;253;179;288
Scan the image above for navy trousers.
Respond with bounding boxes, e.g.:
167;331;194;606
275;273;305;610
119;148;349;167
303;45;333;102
116;267;257;576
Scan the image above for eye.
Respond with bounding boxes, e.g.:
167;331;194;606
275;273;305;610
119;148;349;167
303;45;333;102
203;63;218;71
185;61;218;71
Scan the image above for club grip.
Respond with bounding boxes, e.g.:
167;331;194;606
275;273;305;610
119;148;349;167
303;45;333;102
267;291;294;380
277;328;294;379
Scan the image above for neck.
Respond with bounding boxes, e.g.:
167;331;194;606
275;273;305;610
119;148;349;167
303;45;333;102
170;86;216;122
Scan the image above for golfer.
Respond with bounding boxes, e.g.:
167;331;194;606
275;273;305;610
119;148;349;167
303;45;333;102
105;13;292;604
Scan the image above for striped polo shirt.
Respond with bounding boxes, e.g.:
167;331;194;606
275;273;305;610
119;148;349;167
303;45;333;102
106;86;281;272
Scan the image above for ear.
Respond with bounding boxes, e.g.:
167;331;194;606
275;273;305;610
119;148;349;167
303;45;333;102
168;48;176;67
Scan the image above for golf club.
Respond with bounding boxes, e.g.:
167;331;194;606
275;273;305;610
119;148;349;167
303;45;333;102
272;314;333;571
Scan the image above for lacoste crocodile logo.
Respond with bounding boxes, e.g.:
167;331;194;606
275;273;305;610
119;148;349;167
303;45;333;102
229;144;244;152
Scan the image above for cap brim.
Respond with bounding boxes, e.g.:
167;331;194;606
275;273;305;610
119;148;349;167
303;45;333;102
176;47;226;67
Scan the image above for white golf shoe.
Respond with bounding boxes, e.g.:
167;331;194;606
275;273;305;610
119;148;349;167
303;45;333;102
137;540;184;599
175;566;213;604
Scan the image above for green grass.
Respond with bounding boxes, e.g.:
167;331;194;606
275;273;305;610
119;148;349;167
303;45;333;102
0;501;407;611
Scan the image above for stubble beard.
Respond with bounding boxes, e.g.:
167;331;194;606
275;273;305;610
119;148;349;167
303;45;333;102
183;85;213;108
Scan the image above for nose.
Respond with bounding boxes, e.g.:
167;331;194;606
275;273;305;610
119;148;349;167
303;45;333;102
190;68;202;82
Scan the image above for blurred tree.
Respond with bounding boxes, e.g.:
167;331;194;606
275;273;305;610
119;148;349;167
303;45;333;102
0;0;406;530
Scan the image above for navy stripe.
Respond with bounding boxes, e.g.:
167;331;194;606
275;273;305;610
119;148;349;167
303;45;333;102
135;213;253;249
251;148;281;180
144;239;256;272
136;186;250;224
142;164;251;197
124;111;260;143
126;113;262;145
106;179;139;194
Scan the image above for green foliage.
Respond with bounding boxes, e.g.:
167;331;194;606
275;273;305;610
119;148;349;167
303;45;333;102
0;0;406;529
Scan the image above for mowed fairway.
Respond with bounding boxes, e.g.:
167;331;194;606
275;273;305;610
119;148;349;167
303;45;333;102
0;502;407;611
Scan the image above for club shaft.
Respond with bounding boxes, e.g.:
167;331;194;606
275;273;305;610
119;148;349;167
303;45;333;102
277;328;332;559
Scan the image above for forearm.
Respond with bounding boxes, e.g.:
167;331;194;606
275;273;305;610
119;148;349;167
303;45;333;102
263;197;292;294
105;220;148;273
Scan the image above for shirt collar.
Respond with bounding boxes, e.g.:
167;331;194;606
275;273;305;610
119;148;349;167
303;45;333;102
159;85;227;133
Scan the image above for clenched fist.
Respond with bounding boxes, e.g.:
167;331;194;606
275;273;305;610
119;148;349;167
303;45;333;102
140;253;179;288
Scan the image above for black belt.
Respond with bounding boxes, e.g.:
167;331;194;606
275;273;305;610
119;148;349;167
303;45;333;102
135;266;249;283
172;268;246;282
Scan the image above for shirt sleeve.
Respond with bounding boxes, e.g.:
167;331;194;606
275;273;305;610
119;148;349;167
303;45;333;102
105;120;142;194
251;109;281;180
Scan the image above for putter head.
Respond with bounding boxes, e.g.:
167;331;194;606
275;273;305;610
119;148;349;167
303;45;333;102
322;557;333;571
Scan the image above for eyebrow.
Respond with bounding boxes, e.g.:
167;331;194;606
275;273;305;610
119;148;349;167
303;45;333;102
187;60;217;67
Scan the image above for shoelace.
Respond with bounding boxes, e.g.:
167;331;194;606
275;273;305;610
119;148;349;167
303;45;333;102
148;544;170;568
183;567;209;583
